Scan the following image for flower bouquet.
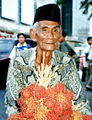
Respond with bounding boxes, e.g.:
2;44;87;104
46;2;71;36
7;63;92;120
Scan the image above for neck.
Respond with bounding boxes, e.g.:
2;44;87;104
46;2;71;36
36;46;53;72
20;42;25;46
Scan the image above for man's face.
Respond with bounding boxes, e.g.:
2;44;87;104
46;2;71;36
18;35;26;44
35;20;60;51
88;38;92;45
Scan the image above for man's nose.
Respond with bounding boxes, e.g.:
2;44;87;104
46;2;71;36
48;30;54;38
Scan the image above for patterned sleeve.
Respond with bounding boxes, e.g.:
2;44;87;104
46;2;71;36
62;58;92;115
5;54;34;117
5;56;28;116
53;50;92;115
5;63;20;116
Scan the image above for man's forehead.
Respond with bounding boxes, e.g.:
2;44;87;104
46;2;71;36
38;20;60;28
88;38;92;41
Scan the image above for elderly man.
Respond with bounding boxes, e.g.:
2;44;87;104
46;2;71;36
5;4;92;116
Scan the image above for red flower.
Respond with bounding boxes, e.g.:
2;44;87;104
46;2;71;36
7;112;26;120
65;90;74;101
17;97;26;106
46;87;57;98
54;83;66;93
33;85;46;100
22;100;38;118
53;101;63;118
28;83;37;97
61;116;72;120
83;115;92;120
22;88;32;99
46;111;58;120
62;109;72;117
7;82;83;120
43;97;55;109
19;104;28;116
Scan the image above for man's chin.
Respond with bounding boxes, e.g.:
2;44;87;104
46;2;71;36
40;45;56;51
41;47;55;51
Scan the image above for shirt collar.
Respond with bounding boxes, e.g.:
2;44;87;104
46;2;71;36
28;47;57;67
17;42;27;47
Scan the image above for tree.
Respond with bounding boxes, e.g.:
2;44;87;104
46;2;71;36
56;0;92;20
80;0;92;20
56;0;64;5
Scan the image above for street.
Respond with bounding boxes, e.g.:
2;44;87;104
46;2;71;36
0;90;8;120
0;82;92;120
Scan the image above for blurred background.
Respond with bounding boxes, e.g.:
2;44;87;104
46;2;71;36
0;0;92;119
0;0;92;60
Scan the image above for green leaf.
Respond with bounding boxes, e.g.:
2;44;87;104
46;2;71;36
56;0;65;5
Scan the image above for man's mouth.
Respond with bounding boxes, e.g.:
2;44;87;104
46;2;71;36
43;40;56;44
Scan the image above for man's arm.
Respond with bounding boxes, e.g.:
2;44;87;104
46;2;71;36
5;50;35;116
62;58;92;115
54;51;92;115
5;55;28;116
5;63;20;116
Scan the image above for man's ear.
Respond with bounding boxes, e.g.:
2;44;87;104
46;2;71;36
30;29;36;41
59;30;64;42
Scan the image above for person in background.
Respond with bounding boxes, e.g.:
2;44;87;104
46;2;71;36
85;43;92;90
79;37;92;82
5;4;92;116
59;31;76;59
9;33;31;63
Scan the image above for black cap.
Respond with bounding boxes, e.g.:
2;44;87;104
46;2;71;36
33;4;60;24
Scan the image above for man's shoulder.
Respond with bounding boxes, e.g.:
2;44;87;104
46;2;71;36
64;42;73;49
54;50;72;64
54;49;71;57
15;47;36;64
60;41;66;46
59;42;70;51
17;47;35;55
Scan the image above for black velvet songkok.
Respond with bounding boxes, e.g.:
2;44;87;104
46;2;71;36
33;4;60;24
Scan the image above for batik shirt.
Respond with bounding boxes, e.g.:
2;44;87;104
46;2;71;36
5;47;92;116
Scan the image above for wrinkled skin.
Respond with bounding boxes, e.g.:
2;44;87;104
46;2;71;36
30;20;60;71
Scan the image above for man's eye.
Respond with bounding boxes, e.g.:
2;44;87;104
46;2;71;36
54;29;57;32
53;29;58;32
42;29;47;32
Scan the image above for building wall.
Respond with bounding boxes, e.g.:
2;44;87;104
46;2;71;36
72;0;90;42
62;0;72;36
61;0;90;42
0;0;90;39
89;6;92;36
89;18;92;36
0;0;57;38
0;0;35;38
